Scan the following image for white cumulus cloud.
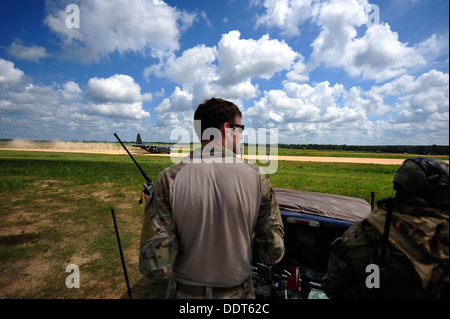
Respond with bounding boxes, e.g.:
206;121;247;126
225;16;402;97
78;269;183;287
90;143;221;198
44;0;196;63
7;41;50;62
146;30;300;129
0;59;25;91
309;0;426;82
253;0;313;37
217;30;298;85
83;74;151;120
84;74;151;104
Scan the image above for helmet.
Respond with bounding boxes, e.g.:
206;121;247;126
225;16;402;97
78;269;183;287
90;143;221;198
393;157;449;209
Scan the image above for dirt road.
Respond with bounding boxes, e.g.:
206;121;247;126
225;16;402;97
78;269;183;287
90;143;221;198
244;154;411;165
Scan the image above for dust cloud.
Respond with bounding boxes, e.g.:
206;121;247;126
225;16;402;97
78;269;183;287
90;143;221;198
4;138;125;154
7;138;35;149
51;140;120;152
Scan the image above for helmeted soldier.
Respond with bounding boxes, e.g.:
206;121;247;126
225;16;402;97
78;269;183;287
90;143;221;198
322;157;449;299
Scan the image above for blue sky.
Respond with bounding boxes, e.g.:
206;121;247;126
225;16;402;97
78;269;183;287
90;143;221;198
0;0;448;145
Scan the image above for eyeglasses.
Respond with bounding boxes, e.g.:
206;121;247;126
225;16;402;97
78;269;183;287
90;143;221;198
228;123;245;133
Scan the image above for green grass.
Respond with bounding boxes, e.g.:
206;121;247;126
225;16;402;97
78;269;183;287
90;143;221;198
247;146;449;160
269;161;396;203
0;149;401;298
0;150;172;298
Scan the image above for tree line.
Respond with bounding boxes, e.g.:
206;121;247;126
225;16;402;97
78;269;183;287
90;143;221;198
276;144;449;155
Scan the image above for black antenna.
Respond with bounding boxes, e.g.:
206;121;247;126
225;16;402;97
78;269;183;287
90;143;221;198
371;192;375;210
111;208;132;299
114;133;153;196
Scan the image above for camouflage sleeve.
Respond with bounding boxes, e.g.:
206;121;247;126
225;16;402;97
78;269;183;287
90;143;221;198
321;234;354;299
139;170;178;281
322;221;371;299
252;173;285;266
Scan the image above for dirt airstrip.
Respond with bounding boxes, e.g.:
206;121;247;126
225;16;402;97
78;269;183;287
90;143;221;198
0;146;411;165
1;140;448;165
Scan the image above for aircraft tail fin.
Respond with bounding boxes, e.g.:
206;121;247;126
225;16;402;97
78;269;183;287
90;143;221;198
136;133;143;145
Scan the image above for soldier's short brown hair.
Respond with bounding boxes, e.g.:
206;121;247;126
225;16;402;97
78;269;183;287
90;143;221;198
194;98;242;141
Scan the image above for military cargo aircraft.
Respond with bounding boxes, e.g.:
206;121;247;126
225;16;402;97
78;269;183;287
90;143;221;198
132;133;173;154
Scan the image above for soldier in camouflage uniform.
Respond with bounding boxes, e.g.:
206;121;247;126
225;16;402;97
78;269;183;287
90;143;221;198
139;98;285;299
322;157;449;299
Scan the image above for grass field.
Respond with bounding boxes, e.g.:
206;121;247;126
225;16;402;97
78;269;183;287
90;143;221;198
0;149;416;298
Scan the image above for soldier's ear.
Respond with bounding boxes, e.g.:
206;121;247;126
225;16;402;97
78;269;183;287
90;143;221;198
221;122;232;137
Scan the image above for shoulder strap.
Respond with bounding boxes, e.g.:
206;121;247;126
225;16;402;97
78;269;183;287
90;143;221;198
379;197;393;267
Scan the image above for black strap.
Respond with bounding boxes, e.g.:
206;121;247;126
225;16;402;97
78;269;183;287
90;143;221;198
379;197;393;267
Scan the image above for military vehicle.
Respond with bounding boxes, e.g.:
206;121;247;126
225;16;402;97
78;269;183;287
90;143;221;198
252;188;371;299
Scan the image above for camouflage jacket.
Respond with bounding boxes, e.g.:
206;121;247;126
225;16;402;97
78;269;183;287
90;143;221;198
322;195;449;299
139;147;285;286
